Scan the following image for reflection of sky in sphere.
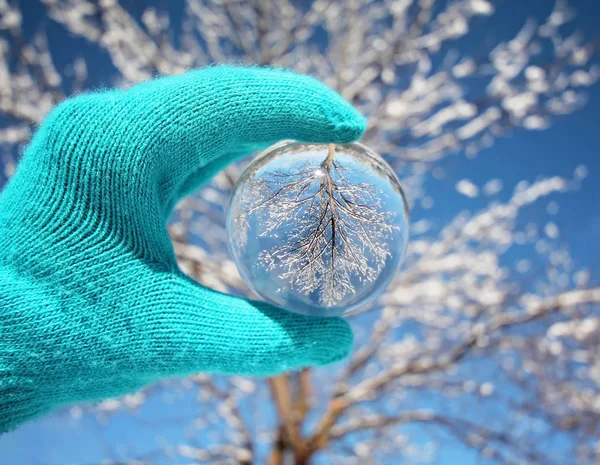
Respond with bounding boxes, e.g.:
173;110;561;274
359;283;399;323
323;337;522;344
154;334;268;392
227;142;409;317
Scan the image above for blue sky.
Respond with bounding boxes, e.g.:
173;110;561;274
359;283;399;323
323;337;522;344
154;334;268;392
1;1;600;464
415;0;600;271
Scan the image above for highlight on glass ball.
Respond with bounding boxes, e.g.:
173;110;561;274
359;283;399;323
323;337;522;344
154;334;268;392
226;141;410;317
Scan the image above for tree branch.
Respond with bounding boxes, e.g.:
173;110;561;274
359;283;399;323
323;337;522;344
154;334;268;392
310;287;600;451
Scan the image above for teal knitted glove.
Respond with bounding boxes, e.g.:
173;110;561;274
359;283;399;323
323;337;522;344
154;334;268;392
0;66;366;432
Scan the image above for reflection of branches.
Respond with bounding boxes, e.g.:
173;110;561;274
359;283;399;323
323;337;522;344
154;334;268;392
245;145;397;306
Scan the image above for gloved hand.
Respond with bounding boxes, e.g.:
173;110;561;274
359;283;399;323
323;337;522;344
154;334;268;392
0;66;366;432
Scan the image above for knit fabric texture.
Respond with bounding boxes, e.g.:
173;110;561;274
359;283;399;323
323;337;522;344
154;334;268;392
0;66;366;433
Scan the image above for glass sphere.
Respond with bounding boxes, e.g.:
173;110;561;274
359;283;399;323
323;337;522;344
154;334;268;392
227;141;409;317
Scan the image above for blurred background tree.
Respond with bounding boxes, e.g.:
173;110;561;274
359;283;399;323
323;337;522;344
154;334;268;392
1;0;600;464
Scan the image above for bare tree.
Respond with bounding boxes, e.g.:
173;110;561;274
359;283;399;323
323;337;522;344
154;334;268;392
1;1;600;464
234;144;402;307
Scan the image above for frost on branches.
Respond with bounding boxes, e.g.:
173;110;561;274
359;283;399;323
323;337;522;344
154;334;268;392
1;0;600;464
239;144;397;307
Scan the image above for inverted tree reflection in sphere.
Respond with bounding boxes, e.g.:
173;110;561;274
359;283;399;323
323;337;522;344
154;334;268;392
227;141;409;317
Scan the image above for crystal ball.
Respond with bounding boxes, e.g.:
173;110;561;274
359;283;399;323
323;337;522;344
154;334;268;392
226;141;409;317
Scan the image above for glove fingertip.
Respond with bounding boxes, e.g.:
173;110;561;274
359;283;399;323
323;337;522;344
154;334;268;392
330;118;368;144
315;87;367;144
307;317;354;366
